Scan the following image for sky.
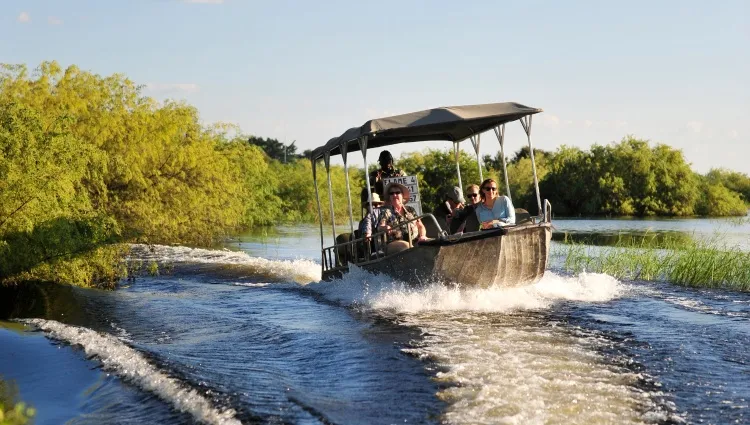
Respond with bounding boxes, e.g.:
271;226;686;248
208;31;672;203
2;0;748;173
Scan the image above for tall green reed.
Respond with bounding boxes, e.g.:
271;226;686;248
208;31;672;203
558;232;750;291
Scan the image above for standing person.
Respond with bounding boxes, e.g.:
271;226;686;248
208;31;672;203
475;178;515;229
378;182;427;245
369;150;405;196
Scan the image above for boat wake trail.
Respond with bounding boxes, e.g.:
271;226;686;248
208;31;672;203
19;319;242;425
307;267;627;313
129;244;321;284
308;269;679;424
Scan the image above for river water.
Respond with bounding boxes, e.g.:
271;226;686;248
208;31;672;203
1;218;749;424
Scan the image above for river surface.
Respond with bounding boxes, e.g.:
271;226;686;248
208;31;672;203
1;218;749;424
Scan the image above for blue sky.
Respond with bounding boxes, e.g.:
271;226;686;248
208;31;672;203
3;0;748;173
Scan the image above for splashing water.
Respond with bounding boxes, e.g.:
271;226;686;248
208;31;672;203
308;268;677;424
129;244;321;284
19;319;242;425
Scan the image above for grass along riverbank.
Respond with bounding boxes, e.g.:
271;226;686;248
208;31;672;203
557;234;750;291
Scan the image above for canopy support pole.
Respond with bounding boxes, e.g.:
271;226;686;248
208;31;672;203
470;134;483;183
520;116;542;214
323;152;337;244
341;143;355;234
359;136;372;216
453;141;463;190
312;158;325;255
493;125;511;201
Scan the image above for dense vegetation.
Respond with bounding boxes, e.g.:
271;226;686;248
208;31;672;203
1;61;747;289
0;62;357;288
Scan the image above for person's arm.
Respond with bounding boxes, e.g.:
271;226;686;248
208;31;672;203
501;196;516;224
416;219;427;241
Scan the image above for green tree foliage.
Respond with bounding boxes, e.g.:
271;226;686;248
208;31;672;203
397;149;484;212
0;62;258;286
540;137;701;217
704;168;750;205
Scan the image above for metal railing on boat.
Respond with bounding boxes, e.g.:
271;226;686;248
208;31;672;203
321;213;444;273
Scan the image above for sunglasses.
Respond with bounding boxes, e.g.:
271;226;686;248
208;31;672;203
483;186;497;192
389;191;402;196
466;193;479;198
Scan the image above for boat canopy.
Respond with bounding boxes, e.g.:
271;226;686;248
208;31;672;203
311;102;541;160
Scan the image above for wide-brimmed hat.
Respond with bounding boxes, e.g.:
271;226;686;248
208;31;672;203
360;189;384;207
383;182;410;201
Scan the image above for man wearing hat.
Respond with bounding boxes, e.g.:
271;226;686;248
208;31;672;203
359;188;385;240
378;182;427;244
369;150;405;197
431;187;465;234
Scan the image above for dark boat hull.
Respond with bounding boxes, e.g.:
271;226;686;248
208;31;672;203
322;223;552;288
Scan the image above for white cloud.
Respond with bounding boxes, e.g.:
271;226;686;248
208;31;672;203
543;114;560;127
17;12;30;23
48;16;63;25
614;120;628;129
183;0;224;3
145;83;200;94
686;121;703;133
584;120;593;128
729;130;739;139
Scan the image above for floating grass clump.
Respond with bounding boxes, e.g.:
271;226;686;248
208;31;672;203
558;233;750;291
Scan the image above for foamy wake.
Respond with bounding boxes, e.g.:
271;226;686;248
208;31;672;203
129;244;321;284
309;269;677;424
308;266;627;313
20;319;242;425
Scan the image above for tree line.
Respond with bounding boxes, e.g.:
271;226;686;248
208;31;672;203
1;61;747;288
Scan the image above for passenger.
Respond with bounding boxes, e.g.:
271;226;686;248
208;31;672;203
465;184;481;206
358;188;385;240
432;186;465;234
377;182;427;245
476;178;515;229
450;184;481;233
369;150;405;196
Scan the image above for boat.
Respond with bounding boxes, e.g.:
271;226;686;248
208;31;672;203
309;102;552;288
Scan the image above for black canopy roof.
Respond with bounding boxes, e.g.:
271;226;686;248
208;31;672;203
311;102;541;160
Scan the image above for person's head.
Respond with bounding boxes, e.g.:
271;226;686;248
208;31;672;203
378;150;394;171
480;179;499;201
465;184;480;205
384;182;410;208
444;186;466;208
360;188;384;212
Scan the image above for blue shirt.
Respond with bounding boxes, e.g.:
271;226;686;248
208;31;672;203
359;207;384;236
475;196;515;226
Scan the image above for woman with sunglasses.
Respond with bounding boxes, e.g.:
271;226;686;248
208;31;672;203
476;178;515;229
377;182;427;244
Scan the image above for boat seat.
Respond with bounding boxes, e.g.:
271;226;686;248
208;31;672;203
515;208;533;225
423;216;442;238
334;232;354;266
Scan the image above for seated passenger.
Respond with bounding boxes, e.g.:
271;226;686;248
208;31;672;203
377;182;427;245
358;189;385;240
475;178;515;229
465;184;481;206
451;184;481;233
432;186;465;234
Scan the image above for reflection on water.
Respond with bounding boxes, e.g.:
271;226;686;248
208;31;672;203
1;220;749;425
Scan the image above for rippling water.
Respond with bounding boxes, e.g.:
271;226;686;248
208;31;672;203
1;221;748;424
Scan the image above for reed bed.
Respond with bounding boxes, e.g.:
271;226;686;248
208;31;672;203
557;233;750;291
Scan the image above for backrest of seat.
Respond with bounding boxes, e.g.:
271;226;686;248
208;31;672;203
515;208;533;224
